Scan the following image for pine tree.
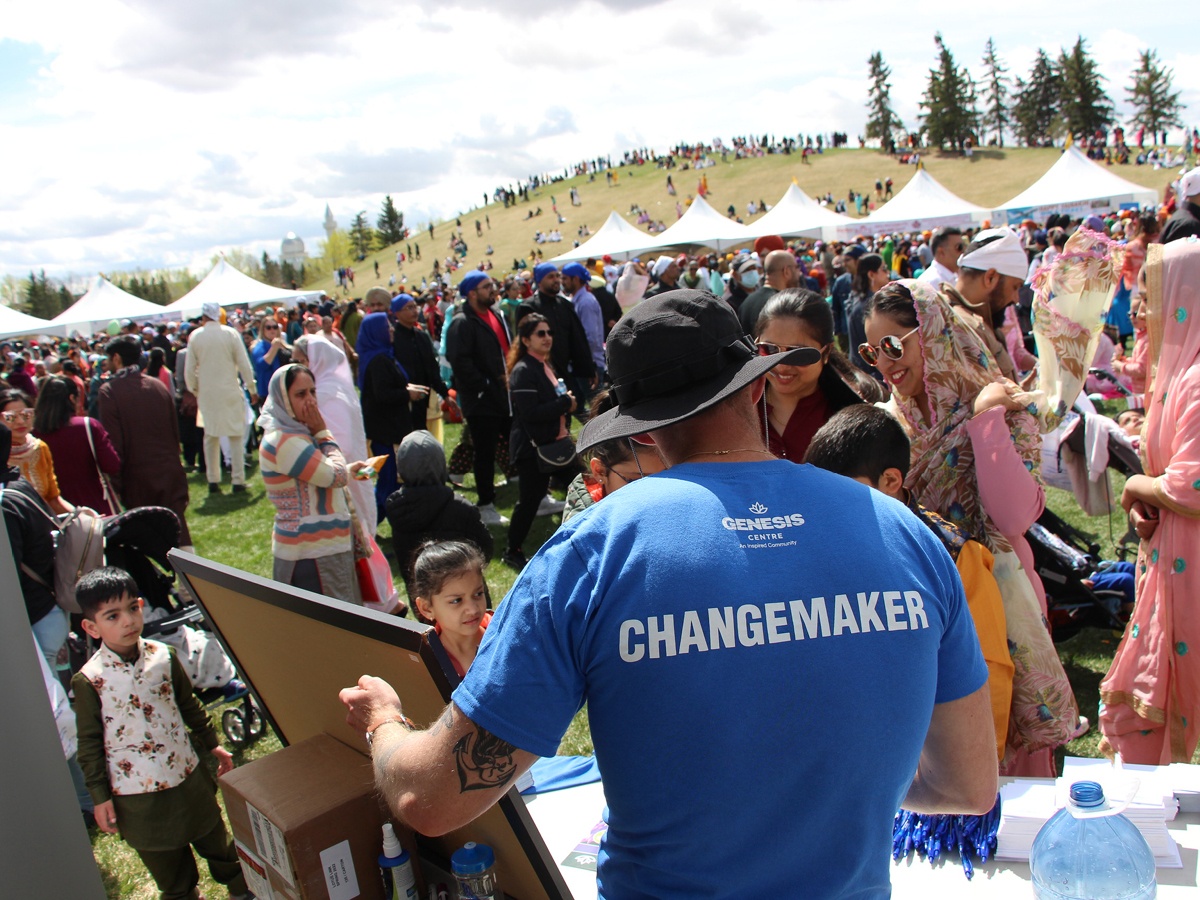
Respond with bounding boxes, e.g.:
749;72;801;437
1126;49;1183;138
865;52;902;152
350;211;377;259
1012;49;1062;147
23;271;57;319
261;251;283;287
919;34;978;151
56;285;74;315
377;196;405;246
979;38;1009;147
1057;36;1113;141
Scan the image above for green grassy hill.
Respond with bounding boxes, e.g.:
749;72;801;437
309;147;1175;297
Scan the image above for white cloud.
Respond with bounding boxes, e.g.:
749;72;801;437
0;0;1194;279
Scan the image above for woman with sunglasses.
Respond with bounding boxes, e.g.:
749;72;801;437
753;289;880;462
863;280;1080;777
504;314;576;569
0;388;73;515
560;389;668;523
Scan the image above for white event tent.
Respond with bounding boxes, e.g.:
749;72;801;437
837;169;997;239
646;195;753;252
999;146;1160;222
163;259;323;319
743;183;857;241
0;306;62;340
48;276;171;337
549;211;662;263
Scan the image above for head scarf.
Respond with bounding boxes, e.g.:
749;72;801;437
355;312;395;389
888;279;1041;551
1143;239;1200;487
306;338;369;465
257;364;311;437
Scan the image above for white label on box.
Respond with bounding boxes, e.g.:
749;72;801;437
235;841;275;900
319;839;360;900
246;802;296;888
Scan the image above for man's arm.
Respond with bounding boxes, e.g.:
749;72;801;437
340;676;537;836
902;682;997;814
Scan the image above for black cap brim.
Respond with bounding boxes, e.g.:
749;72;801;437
577;346;820;452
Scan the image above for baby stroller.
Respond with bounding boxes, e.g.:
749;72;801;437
1027;508;1128;642
1031;391;1147;640
72;506;266;750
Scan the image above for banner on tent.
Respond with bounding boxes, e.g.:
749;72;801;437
1005;198;1137;226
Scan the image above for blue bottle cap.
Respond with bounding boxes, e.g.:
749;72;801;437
1068;780;1105;807
451;841;495;875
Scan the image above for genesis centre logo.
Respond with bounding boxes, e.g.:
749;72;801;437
721;501;805;531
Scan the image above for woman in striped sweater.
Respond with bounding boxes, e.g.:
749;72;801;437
259;364;368;603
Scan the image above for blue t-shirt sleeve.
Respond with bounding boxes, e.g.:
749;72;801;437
930;544;989;705
453;530;589;758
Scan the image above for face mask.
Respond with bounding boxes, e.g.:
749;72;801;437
741;271;760;289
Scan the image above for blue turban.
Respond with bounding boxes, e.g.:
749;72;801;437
561;262;591;282
533;262;558;284
390;293;414;313
458;271;488;297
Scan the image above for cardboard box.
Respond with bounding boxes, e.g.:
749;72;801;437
221;733;418;900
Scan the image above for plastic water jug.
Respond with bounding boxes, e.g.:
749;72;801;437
1029;780;1157;899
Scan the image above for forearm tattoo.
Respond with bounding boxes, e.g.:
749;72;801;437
453;726;518;793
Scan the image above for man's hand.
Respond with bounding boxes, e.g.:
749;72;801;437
95;799;118;834
407;384;430;402
212;746;234;777
340;675;404;733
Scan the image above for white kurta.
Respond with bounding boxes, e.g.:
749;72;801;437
184;322;256;436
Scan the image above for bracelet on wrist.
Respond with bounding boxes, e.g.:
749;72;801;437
365;714;415;748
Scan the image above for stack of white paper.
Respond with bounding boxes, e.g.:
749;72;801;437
996;762;1183;869
996;780;1058;861
1167;762;1200;813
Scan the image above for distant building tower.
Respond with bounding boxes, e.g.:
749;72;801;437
324;204;338;238
281;232;306;267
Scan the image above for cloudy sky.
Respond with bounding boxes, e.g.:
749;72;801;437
2;1;1196;283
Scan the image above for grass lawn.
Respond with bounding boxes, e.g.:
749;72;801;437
306;147;1176;300
94;414;1192;897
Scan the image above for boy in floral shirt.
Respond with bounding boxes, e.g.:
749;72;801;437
72;567;251;900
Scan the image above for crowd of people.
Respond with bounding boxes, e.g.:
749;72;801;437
11;154;1200;898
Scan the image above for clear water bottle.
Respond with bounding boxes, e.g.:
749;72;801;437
1030;780;1157;899
451;841;500;900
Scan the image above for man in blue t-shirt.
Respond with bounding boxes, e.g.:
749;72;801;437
341;289;997;900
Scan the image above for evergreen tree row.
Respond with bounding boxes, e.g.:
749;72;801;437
865;36;1185;152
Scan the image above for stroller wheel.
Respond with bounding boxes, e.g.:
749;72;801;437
246;701;265;740
222;708;250;749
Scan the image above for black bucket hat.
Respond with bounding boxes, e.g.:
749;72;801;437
577;289;820;451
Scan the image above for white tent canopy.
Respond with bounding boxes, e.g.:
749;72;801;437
644;195;754;252
163;259;322;319
999;146;1160;221
743;183;857;240
0;305;62;340
837;169;996;238
48;276;170;337
548;211;662;263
